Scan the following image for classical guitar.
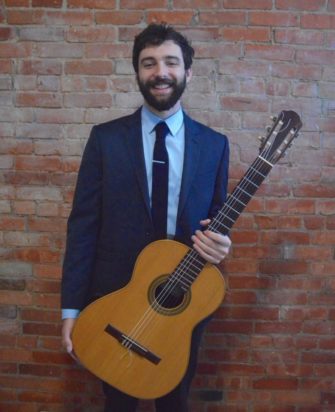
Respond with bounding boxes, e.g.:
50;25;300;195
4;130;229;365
72;110;302;399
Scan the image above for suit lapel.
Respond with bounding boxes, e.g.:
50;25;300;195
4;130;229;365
177;113;202;220
123;108;152;218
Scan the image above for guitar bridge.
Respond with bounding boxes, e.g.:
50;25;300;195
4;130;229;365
104;324;161;365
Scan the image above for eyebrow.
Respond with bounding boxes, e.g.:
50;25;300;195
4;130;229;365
140;55;182;64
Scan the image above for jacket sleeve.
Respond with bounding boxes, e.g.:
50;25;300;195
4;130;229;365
61;126;102;310
208;133;230;221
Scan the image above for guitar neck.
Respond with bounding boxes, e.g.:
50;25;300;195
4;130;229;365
171;154;273;290
208;155;273;235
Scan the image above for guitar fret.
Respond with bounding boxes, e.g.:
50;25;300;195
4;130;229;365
213;219;231;232
244;176;259;189
223;202;241;216
235;186;252;199
229;194;247;207
258;155;274;167
250;165;266;179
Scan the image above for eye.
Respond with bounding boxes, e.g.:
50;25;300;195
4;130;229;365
166;59;179;67
141;58;156;69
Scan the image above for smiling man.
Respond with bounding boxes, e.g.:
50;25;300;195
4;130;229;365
61;24;231;412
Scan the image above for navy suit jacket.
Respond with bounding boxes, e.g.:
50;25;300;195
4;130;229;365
61;108;229;311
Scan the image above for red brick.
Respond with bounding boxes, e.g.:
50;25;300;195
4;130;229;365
22;10;94;26
228;274;275;289
297;49;335;65
34;264;62;279
260;260;309;275
28;217;66;233
147;10;195;25
32;0;62;7
5;0;30;5
199;11;246;25
0;347;32;362
19;59;62;75
68;0;116;7
0;28;14;41
221;96;268;112
0;216;25;230
11;248;61;264
219;27;270;42
120;0;167;8
64;92;112;108
253;378;298;390
35;43;84;58
19;364;62;379
86;43;131;58
95;10;143;25
294;184;335;198
7;10;43;24
67;26;117;42
245;44;295;61
65;60;113;75
275;29;324;45
301;13;335;29
276;0;326;10
0;43;32;58
16;92;62;108
174;0;220;7
249;11;299;26
224;0;272;8
15;156;62;171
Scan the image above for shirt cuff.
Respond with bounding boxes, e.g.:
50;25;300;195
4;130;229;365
62;309;80;320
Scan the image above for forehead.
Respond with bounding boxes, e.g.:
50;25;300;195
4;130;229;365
139;40;184;61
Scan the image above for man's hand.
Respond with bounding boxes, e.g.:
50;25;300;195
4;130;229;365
191;219;231;264
61;318;78;360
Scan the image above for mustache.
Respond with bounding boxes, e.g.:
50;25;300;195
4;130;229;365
146;77;175;87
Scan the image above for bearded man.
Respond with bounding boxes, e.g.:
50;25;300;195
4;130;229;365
61;23;231;412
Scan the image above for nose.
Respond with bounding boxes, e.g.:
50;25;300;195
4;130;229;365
155;61;168;78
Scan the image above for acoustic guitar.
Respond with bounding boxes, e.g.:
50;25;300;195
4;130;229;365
72;110;302;399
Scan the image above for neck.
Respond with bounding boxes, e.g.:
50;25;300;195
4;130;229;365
144;101;181;119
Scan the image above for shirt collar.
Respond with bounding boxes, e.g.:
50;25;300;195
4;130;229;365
141;105;184;137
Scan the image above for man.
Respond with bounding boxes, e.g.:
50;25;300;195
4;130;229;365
61;23;231;412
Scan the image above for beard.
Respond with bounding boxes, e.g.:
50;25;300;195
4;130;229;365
137;74;187;112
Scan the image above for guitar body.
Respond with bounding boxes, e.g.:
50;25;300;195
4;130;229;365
72;239;225;399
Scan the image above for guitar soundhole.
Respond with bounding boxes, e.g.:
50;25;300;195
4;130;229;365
155;282;184;309
148;275;191;316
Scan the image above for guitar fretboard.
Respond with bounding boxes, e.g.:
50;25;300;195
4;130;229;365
169;155;273;291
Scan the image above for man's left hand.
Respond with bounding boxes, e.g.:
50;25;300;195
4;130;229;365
191;219;231;264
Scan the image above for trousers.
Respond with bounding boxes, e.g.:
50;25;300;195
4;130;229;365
103;319;208;412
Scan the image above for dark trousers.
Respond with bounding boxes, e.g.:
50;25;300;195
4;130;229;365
103;319;208;412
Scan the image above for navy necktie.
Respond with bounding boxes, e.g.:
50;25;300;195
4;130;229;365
151;122;169;240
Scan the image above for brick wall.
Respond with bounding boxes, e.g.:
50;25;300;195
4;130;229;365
0;1;334;411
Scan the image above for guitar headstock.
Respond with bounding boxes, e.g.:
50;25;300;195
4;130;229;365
259;110;302;165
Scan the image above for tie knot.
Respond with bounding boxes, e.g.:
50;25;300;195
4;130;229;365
155;122;169;140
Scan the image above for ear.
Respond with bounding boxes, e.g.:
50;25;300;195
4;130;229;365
185;68;192;84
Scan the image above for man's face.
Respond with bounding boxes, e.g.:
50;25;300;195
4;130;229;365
137;40;192;115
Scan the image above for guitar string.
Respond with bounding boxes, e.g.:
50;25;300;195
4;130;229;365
121;152;273;352
121;158;271;351
121;150;275;351
134;116;296;347
120;128;280;351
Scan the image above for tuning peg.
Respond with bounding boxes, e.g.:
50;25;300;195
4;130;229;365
271;116;277;122
258;135;266;142
266;125;272;133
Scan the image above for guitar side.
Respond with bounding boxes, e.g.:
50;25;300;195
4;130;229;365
72;239;225;399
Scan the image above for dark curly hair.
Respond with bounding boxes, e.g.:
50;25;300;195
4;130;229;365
132;23;194;73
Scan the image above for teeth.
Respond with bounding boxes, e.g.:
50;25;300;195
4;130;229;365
155;84;170;89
